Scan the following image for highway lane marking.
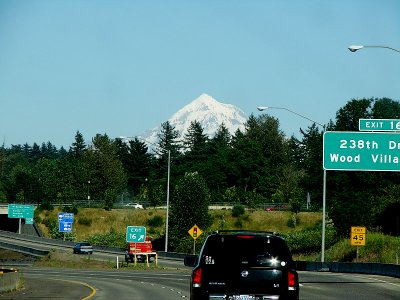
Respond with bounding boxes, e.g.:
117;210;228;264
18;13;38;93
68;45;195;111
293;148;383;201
350;274;400;287
23;274;97;299
48;278;97;300
80;281;97;300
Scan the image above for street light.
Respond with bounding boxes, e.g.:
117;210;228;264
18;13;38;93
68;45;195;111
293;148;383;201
87;180;91;207
257;106;324;128
121;136;171;252
257;105;327;262
348;45;400;53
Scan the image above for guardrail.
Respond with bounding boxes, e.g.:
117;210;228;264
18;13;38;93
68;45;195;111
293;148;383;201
0;240;49;257
295;261;400;278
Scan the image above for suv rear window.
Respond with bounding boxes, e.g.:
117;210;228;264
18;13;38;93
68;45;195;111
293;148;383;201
200;234;292;268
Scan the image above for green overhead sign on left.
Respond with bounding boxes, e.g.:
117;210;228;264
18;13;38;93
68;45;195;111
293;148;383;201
8;204;34;219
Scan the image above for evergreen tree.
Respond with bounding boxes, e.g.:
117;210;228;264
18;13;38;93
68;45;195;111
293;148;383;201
156;121;181;189
234;114;289;198
83;134;126;207
209;123;231;153
30;143;41;162
69;131;86;159
295;124;324;208
156;121;181;157
115;137;153;197
202;124;231;199
183;120;209;154
334;98;372;131
169;172;211;252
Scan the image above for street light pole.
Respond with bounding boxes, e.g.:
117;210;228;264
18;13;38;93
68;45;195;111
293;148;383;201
87;180;90;207
257;106;327;262
121;136;171;252
165;150;170;252
348;45;400;54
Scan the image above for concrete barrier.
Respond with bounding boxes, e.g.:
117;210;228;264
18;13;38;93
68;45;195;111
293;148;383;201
0;241;49;257
0;268;21;293
295;261;400;278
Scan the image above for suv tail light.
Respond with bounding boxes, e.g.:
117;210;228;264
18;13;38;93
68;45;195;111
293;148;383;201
192;267;202;287
288;270;297;290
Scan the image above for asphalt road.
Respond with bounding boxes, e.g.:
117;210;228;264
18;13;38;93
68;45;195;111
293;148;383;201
299;271;400;299
2;267;190;300
1;268;400;299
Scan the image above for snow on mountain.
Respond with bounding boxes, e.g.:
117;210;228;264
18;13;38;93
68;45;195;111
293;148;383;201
140;93;248;146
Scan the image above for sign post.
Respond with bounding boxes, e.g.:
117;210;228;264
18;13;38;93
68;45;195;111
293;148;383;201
188;224;202;254
350;226;366;262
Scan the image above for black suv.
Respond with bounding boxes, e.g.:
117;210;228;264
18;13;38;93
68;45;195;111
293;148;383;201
184;231;299;300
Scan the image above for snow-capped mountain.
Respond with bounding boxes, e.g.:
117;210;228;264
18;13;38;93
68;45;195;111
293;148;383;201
141;93;247;145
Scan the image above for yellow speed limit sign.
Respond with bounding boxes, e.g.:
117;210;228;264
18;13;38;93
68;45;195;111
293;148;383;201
188;224;202;240
350;226;366;246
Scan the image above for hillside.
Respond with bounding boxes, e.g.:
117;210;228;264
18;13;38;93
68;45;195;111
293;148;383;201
37;208;321;242
36;207;400;264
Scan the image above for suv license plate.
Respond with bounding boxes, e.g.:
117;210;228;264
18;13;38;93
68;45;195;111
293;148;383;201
232;296;254;300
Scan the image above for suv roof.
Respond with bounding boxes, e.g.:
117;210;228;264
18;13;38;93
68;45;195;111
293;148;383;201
201;230;293;266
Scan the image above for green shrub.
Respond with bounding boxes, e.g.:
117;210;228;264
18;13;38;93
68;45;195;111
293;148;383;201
232;204;245;217
88;232;126;248
283;225;338;254
146;215;164;227
234;219;243;228
64;205;78;215
39;201;54;211
34;215;42;224
287;214;300;228
78;216;92;226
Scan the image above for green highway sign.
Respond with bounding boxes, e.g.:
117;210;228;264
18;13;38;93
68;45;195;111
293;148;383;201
8;204;34;219
359;119;400;131
126;226;146;242
323;131;400;171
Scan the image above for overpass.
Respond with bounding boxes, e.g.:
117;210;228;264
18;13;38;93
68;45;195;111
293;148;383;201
0;204;8;215
0;204;40;235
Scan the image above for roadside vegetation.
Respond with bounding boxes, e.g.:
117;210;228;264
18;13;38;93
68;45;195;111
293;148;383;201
37;207;400;264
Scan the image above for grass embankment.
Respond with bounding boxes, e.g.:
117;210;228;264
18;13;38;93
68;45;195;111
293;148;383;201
38;208;321;241
36;208;400;264
296;232;400;264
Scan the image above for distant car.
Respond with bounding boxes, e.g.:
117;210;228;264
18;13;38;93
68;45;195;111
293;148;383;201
73;242;93;254
265;204;290;211
124;203;143;209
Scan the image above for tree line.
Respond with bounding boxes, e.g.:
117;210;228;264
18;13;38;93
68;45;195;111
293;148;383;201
1;97;400;238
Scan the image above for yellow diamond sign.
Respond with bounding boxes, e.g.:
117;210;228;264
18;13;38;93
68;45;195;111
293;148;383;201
188;224;202;240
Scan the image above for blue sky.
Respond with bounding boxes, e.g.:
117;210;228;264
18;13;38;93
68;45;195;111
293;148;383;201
0;0;399;148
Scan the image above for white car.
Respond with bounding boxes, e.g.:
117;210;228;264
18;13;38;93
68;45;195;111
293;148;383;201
124;203;143;209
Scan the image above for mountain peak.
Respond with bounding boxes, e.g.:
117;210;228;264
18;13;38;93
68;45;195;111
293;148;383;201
193;93;218;104
184;93;222;111
141;94;247;145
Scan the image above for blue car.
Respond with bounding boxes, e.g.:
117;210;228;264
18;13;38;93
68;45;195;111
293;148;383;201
73;242;93;254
